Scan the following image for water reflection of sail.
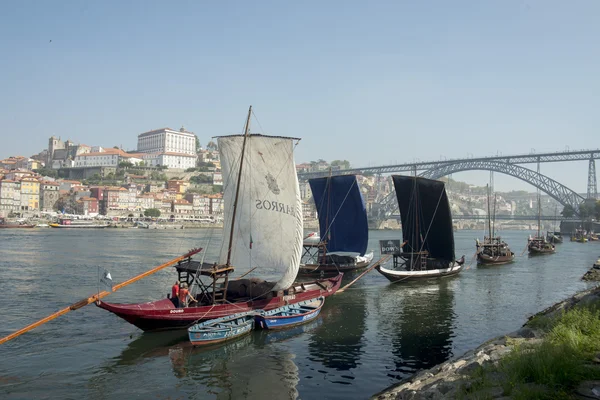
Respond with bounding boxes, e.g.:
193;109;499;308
307;288;367;371
377;281;456;378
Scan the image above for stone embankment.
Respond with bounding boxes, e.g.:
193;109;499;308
372;285;600;400
582;259;600;281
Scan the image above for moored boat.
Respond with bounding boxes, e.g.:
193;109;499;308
571;229;588;243
528;189;555;255
376;175;465;282
0;217;35;228
255;296;324;330
476;237;515;265
546;231;563;244
299;175;373;274
476;186;514;265
96;107;343;332
528;236;555;254
188;311;257;346
49;218;108;228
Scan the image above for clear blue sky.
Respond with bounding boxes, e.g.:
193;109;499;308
1;0;598;192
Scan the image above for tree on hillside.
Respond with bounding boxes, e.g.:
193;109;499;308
119;161;133;168
561;205;575;218
33;168;58;178
195;136;201;152
578;201;596;219
331;160;351;170
191;174;212;184
144;208;161;218
207;141;218;151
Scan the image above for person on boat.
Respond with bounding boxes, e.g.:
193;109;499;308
178;283;197;308
171;281;180;307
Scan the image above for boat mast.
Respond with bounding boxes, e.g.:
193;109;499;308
226;105;252;266
537;191;541;239
486;184;491;239
492;193;497;238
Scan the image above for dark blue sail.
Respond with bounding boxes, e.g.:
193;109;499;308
309;175;368;256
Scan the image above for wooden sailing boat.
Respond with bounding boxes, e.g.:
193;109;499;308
375;175;465;282
476;185;515;265
546;205;563;244
96;107;343;331
299;175;373;274
528;191;555;255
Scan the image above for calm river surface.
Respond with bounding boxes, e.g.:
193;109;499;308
1;228;598;399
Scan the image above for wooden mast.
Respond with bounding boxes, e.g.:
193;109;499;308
492;193;497;238
486;184;491;240
226;105;252;267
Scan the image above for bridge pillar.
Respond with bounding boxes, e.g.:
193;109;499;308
588;157;597;200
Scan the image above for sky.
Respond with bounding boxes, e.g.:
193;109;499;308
1;0;598;193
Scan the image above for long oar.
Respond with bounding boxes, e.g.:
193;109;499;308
0;248;202;345
336;254;392;294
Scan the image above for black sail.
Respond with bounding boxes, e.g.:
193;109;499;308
392;175;455;262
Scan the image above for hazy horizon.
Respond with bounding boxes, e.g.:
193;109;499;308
2;1;599;193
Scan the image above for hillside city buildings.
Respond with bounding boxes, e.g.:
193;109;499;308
0;131;555;230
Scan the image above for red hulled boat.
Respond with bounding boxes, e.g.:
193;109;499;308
97;107;343;332
97;265;342;332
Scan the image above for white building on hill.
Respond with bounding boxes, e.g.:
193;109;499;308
136;127;197;169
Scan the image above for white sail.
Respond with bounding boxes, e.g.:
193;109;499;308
218;134;302;291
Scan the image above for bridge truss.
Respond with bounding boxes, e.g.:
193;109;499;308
378;161;585;218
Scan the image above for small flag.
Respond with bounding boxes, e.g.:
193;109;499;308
249;233;253;249
100;269;113;291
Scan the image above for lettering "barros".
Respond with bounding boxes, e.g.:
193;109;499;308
255;199;297;217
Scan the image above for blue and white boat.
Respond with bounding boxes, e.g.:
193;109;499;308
255;297;324;330
188;311;258;346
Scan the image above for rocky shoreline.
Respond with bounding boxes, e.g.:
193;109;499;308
371;284;600;400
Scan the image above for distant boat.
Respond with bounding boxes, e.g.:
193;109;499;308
0;217;35;229
188;311;256;346
476;186;514;265
255;296;324;330
571;229;588;243
546;231;563;244
546;206;562;243
49;218;108;228
527;191;555;255
299;175;373;274
376;175;465;282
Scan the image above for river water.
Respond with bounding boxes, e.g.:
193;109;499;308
0;228;598;399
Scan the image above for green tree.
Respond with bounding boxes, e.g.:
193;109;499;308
119;161;133;168
144;208;161;218
561;205;575;218
579;200;596;219
185;167;197;172
212;185;222;194
191;174;212;184
33;168;58;178
195;136;201;152
206;141;218;151
331;160;351;170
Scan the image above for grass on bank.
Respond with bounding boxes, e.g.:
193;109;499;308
460;300;600;399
